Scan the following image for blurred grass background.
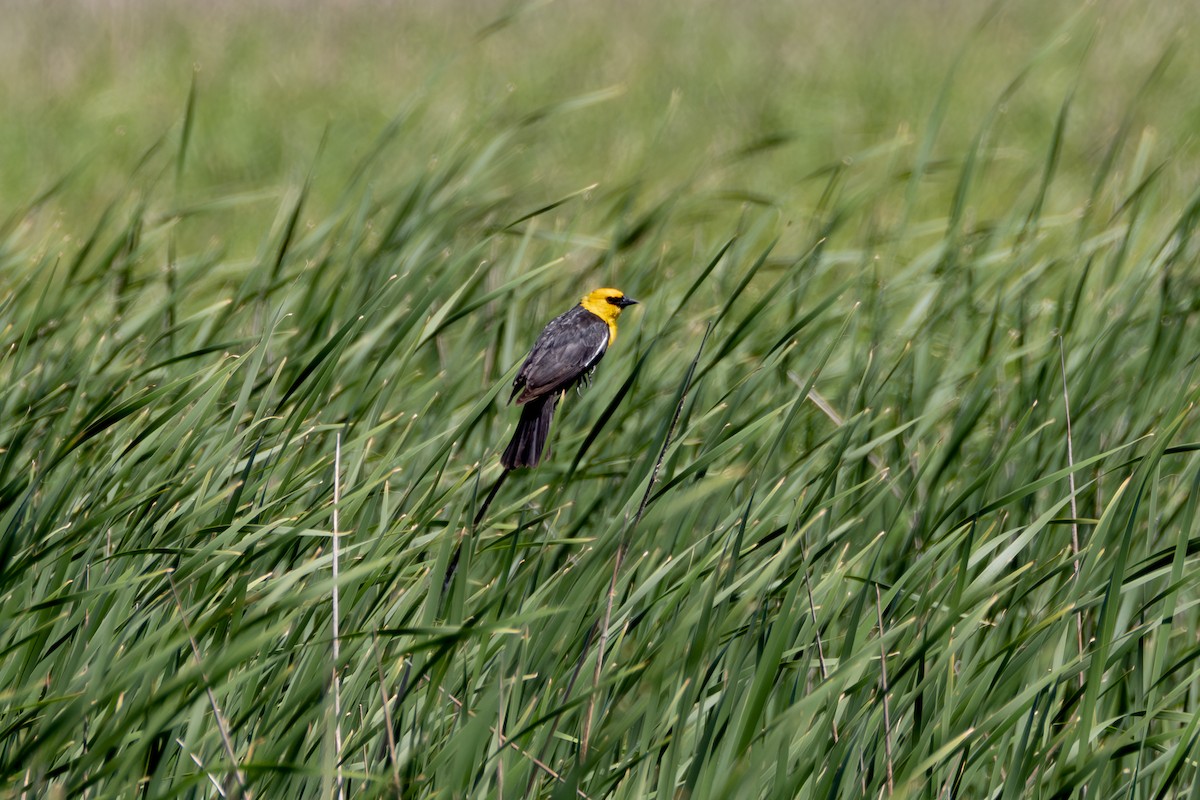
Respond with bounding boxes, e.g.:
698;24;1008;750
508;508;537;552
4;1;1200;798
6;1;1199;258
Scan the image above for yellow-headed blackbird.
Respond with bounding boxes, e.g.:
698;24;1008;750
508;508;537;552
500;288;638;469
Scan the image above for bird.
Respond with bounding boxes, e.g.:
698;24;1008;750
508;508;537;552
471;288;638;528
500;288;639;469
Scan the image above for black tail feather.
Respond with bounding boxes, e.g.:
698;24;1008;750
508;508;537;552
501;394;559;469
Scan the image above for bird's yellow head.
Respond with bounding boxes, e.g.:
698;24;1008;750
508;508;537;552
580;288;638;342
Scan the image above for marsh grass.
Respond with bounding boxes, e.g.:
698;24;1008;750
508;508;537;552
4;2;1200;798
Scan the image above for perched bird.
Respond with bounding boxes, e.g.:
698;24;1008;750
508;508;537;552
471;288;638;528
501;288;639;469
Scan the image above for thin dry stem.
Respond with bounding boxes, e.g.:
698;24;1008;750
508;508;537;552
1060;337;1085;688
802;556;837;742
875;584;893;797
496;671;507;799
168;574;249;797
332;432;345;800
583;542;626;759
372;634;401;790
177;737;227;797
799;381;904;499
429;666;592;800
585;328;708;757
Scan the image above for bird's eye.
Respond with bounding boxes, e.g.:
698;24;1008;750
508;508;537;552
606;295;624;306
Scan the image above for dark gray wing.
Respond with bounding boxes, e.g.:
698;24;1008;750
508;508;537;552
510;305;610;404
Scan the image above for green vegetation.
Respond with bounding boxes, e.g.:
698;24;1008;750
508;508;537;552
4;1;1200;797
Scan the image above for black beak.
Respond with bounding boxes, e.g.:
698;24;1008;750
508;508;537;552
617;297;639;307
